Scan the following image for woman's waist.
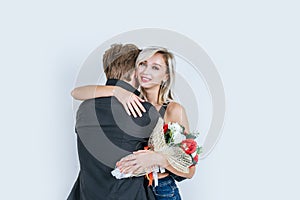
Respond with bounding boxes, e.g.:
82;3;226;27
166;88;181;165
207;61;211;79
158;172;170;179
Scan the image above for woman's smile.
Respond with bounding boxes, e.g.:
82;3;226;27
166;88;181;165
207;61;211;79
140;75;152;83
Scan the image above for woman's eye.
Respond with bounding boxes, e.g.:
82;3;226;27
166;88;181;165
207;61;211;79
152;65;159;70
139;63;146;68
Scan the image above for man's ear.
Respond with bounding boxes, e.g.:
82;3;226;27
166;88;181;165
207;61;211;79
134;70;138;79
131;70;139;88
130;71;136;81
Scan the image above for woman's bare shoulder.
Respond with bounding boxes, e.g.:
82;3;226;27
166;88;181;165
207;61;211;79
167;101;185;110
165;102;186;117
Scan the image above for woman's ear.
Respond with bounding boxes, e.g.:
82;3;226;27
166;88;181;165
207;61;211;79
163;74;169;82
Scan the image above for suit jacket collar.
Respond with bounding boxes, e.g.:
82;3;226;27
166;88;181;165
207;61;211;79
106;79;140;96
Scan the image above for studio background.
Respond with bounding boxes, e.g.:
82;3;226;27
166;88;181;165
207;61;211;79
1;0;299;199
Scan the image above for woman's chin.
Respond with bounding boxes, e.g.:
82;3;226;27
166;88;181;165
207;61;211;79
140;83;161;91
140;82;155;88
140;84;151;89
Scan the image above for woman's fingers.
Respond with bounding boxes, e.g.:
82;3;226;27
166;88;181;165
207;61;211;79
127;101;137;118
123;102;131;116
119;154;136;162
116;151;161;174
114;86;147;117
118;92;146;117
134;98;146;113
130;100;143;117
133;150;149;154
118;159;137;167
117;159;141;174
127;95;145;117
126;94;143;117
119;164;142;174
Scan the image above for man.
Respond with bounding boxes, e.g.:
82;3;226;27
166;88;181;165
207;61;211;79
67;44;161;200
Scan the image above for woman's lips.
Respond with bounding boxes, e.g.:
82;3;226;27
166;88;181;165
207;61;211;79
141;76;151;83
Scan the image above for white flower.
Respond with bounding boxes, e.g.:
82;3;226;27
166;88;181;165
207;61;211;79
167;122;185;144
169;122;183;133
172;130;186;144
168;122;185;144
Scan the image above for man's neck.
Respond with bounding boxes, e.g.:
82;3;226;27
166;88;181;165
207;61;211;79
122;79;137;90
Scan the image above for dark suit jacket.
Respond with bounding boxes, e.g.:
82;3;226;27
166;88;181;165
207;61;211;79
67;79;160;200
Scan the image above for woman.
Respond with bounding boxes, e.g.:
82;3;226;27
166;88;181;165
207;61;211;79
72;46;196;199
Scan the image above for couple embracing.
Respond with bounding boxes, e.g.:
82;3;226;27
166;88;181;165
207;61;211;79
67;43;197;200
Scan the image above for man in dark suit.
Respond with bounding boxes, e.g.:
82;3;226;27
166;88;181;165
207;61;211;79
67;44;160;200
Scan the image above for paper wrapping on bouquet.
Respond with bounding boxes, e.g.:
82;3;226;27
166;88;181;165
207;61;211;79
148;117;193;174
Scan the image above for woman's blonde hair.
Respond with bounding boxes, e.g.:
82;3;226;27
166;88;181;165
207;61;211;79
136;46;175;104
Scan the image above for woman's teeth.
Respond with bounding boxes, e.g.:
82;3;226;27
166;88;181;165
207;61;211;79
141;77;151;82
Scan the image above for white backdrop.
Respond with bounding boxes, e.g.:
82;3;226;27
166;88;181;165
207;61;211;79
1;0;299;199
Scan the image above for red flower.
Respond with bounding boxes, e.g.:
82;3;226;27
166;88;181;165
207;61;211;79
180;139;197;154
163;124;168;133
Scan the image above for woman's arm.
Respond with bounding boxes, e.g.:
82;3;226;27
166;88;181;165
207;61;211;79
165;162;195;179
71;85;145;117
71;85;115;100
163;102;195;178
116;150;195;179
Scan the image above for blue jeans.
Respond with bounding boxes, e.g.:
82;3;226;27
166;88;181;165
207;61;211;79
151;176;181;200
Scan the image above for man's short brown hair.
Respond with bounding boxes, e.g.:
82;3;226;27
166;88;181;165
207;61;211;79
103;44;140;81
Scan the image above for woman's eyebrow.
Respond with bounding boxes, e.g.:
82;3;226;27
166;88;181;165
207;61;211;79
152;62;163;67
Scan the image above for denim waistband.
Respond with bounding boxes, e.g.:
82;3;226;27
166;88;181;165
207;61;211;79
157;175;175;187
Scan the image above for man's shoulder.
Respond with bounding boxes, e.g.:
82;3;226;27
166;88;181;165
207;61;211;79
133;102;160;125
78;97;112;106
141;101;154;110
76;97;114;116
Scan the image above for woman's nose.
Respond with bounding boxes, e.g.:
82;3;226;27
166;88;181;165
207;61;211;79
143;65;151;74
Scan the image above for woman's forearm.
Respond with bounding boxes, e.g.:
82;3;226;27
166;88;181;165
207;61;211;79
71;85;115;100
155;152;195;179
165;164;195;179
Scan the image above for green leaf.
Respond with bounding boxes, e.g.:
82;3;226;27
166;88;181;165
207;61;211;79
185;134;196;139
197;146;203;154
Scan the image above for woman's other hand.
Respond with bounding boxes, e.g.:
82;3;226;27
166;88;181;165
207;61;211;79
113;87;146;118
116;150;168;174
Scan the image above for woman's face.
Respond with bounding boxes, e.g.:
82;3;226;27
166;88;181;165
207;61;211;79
136;53;169;89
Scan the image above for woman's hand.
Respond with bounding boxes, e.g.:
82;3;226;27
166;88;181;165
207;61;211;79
113;87;146;118
116;150;169;174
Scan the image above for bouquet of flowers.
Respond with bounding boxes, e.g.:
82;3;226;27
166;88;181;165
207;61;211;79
146;118;202;175
111;118;202;182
